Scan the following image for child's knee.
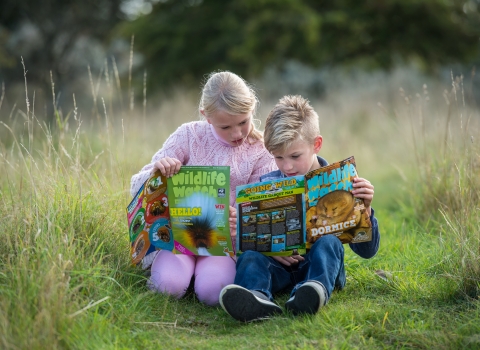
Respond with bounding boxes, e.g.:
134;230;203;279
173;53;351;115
149;272;191;298
317;234;341;245
149;250;195;298
312;235;343;253
194;278;227;306
237;250;265;267
195;286;220;306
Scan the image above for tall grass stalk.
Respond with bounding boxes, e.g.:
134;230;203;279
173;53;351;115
128;35;135;112
0;94;138;349
1;63;480;348
407;72;480;299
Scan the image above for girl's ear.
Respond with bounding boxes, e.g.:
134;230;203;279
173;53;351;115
201;109;212;124
313;135;323;153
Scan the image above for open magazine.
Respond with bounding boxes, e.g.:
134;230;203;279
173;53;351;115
126;166;235;268
235;156;372;256
236;175;306;256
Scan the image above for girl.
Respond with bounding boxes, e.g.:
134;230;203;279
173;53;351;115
130;71;277;306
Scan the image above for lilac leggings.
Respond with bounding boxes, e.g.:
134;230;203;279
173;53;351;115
149;250;236;306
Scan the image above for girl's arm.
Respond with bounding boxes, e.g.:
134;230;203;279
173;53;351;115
153;157;182;178
247;148;277;184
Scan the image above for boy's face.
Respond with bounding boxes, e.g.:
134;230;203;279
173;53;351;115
271;136;323;176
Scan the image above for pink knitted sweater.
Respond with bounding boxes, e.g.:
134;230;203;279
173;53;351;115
130;121;277;206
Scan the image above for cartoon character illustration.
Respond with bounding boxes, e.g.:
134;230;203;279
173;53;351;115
223;247;235;258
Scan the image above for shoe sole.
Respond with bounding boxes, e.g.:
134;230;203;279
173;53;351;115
220;286;282;322
285;283;326;315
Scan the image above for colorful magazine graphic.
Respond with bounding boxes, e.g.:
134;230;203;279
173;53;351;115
167;166;233;257
236;176;306;256
305;156;372;248
126;166;234;267
235;156;372;256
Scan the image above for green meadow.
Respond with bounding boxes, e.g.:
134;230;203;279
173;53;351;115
0;67;479;349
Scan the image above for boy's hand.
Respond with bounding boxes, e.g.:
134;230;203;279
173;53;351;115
153;157;182;178
352;177;374;215
272;255;305;266
229;206;237;235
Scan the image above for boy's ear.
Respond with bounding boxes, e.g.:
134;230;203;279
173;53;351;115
313;135;323;153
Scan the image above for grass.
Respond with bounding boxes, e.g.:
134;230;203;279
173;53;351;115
1;65;479;349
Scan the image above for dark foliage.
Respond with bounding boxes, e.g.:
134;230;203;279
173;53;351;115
121;0;480;90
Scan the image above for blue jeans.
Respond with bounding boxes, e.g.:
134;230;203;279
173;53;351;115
234;235;346;300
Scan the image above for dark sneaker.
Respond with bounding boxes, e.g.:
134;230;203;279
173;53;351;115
219;284;282;322
285;280;328;315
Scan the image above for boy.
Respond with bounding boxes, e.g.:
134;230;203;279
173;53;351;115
219;95;380;322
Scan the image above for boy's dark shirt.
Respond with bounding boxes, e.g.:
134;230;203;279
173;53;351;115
259;156;380;259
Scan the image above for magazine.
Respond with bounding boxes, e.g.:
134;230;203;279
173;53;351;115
236;175;306;256
126;166;235;267
235;156;372;256
304;156;372;248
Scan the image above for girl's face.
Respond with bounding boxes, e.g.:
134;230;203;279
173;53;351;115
206;110;253;147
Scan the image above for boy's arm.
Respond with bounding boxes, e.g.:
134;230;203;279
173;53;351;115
272;255;304;266
349;208;380;259
352;177;374;216
350;176;379;258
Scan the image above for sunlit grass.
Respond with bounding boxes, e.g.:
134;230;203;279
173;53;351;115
0;65;479;349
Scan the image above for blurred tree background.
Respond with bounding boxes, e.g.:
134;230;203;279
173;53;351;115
1;0;479;111
123;0;480;88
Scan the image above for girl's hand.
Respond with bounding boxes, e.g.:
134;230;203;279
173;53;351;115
229;206;237;233
272;255;305;266
352;177;374;215
153;157;182;178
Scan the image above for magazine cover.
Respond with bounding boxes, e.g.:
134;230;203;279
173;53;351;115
126;166;235;267
235;176;306;256
126;171;171;268
166;166;234;257
304;156;372;248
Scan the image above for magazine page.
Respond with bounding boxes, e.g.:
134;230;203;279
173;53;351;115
166;166;234;257
126;171;171;268
236;176;306;256
304;156;372;247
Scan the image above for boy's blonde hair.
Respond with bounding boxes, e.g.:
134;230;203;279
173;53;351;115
200;71;262;141
264;95;320;153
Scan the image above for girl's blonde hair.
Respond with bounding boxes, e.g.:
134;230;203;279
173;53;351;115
200;71;263;141
264;95;320;153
